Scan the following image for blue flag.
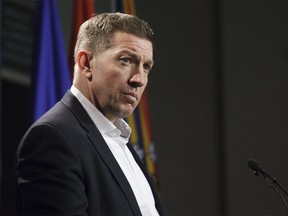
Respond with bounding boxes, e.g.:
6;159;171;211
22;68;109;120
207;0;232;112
33;0;71;121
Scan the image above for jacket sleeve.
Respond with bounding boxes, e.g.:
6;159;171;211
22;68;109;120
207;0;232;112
15;122;88;216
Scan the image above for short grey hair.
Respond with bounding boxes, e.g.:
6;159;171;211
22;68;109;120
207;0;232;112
74;12;154;60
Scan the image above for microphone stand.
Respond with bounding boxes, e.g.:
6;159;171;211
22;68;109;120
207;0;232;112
257;168;288;196
254;170;288;216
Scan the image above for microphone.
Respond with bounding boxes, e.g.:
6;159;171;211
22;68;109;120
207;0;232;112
247;158;288;215
247;159;276;180
247;158;262;173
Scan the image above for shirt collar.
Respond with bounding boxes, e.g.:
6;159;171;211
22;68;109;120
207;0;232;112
70;85;131;139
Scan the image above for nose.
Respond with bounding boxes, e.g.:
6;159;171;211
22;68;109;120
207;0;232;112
129;68;147;88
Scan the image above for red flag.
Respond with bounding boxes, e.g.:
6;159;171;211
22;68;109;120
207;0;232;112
69;0;95;78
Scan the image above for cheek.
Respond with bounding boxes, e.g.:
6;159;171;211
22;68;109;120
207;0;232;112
138;86;147;99
108;72;129;89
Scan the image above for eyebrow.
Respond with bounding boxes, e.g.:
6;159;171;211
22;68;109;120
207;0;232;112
119;50;154;67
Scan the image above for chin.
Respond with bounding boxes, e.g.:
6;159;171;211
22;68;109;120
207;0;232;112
119;109;135;119
121;111;134;119
113;103;136;119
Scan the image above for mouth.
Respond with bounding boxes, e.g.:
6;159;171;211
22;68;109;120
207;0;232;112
123;92;138;103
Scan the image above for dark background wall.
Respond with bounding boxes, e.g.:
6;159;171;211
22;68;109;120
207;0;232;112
221;1;288;215
2;0;288;215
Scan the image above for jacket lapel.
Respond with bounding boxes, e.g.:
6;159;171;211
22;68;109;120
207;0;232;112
87;129;142;215
127;143;165;215
61;91;142;215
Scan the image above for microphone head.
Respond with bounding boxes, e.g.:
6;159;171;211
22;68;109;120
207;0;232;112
247;158;262;172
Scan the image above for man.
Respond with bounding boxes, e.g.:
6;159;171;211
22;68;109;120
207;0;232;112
15;13;164;215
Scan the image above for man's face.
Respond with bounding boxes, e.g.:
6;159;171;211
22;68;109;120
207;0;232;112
89;32;153;123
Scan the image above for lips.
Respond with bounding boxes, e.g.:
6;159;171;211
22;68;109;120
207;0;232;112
123;91;138;103
128;92;137;99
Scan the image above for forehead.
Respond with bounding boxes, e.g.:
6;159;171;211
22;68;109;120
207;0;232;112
111;32;153;57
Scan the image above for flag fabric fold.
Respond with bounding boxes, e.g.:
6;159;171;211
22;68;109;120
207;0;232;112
69;0;95;78
32;0;71;121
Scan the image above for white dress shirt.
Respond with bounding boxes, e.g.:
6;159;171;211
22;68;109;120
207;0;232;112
70;85;159;216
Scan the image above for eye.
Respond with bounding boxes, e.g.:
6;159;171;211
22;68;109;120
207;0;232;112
143;63;152;73
120;57;133;64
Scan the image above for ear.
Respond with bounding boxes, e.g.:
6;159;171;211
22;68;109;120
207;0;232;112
76;50;93;79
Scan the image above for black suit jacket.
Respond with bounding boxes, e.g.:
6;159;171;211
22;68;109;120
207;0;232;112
15;91;164;215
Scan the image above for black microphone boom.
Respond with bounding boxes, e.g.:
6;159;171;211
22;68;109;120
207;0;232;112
247;159;288;196
247;158;288;215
